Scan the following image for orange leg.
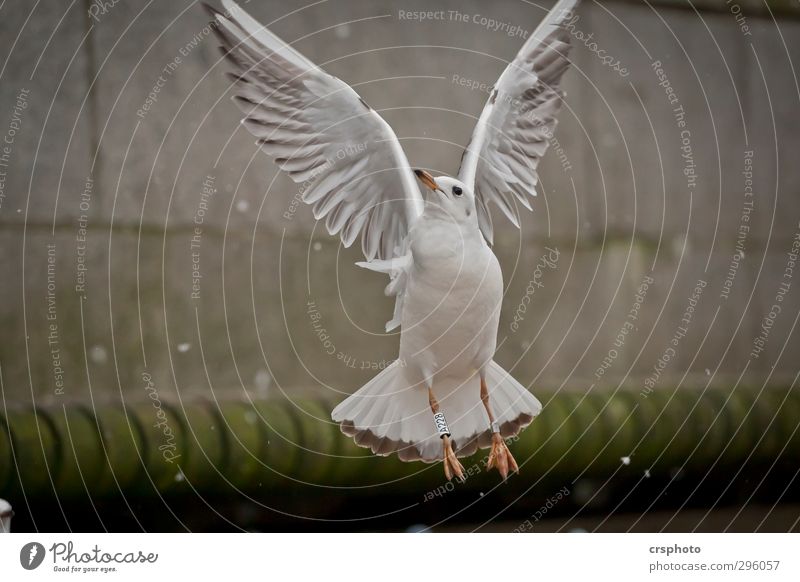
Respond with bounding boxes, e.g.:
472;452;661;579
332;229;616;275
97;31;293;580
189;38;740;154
428;387;464;481
481;374;519;479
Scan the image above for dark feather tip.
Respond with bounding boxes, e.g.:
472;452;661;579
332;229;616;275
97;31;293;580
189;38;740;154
200;2;222;19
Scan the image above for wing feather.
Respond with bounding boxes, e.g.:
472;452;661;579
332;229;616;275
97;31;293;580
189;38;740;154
207;0;423;260
458;0;579;243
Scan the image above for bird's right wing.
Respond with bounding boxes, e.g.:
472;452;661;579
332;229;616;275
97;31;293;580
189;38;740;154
207;0;424;260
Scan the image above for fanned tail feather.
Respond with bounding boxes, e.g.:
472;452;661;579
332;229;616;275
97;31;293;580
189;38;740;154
331;360;541;462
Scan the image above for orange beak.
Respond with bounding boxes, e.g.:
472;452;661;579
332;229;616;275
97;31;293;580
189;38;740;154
414;169;442;194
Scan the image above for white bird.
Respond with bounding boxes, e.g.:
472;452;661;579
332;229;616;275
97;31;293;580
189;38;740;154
0;498;12;533
207;0;578;480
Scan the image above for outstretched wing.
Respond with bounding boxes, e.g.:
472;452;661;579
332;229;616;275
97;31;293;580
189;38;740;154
458;0;579;243
207;0;424;260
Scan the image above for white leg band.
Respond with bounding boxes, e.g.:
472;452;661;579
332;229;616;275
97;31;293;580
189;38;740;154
433;412;450;438
491;421;500;434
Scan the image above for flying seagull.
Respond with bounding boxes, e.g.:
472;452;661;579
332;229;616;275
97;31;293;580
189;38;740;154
206;0;578;480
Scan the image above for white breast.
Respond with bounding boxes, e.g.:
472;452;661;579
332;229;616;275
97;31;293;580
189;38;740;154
400;217;503;383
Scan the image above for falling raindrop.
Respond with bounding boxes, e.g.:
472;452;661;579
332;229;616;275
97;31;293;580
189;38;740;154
335;23;351;39
621;456;631;465
177;342;191;353
174;471;185;482
572;480;595;504
90;345;108;364
672;235;687;256
255;369;271;394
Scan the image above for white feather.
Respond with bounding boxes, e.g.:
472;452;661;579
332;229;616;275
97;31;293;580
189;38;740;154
459;0;579;243
209;1;423;260
332;361;541;461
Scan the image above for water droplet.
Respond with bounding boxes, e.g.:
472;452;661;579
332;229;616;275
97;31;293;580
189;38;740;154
245;411;257;425
255;369;271;394
236;199;250;212
313;241;322;251
89;345;108;364
335;23;351;39
177;342;191;353
621;456;631;465
174;471;185;482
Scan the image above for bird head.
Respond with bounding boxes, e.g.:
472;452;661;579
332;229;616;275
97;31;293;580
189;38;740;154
413;169;476;225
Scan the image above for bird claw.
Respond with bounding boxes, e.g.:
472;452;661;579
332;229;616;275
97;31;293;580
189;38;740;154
442;436;465;481
487;432;519;480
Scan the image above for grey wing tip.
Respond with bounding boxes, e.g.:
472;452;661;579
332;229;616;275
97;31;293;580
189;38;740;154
200;2;222;19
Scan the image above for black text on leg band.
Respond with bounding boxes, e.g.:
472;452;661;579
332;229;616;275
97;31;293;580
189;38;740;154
434;412;450;438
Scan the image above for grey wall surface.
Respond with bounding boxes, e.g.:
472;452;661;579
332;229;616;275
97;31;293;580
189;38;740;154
0;0;798;409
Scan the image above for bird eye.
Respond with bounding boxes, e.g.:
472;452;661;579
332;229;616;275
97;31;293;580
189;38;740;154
452;186;463;196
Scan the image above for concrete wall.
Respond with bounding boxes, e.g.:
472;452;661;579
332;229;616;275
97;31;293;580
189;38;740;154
1;0;798;409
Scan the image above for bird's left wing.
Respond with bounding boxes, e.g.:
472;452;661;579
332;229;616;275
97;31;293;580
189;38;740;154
458;0;579;243
207;0;424;260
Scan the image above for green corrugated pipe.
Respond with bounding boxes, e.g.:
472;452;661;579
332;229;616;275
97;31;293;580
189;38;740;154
1;385;798;499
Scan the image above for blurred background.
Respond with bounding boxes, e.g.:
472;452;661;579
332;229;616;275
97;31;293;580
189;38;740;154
0;0;798;532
